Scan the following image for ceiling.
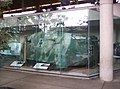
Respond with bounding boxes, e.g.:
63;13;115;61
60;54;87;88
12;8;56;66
4;0;87;13
11;0;59;9
3;0;117;14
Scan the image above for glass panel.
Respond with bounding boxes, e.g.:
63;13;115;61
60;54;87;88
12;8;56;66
25;13;66;73
52;9;90;76
56;8;100;77
20;15;40;68
0;17;22;67
113;17;120;70
88;9;99;76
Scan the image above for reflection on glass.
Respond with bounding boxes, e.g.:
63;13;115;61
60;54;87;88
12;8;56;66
113;17;120;70
0;8;102;77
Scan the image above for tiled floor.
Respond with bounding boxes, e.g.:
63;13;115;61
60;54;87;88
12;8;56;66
0;69;120;89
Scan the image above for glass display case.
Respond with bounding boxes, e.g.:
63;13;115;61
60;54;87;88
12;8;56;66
113;17;120;70
0;5;119;77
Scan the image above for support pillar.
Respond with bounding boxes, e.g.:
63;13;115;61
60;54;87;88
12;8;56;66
100;0;113;81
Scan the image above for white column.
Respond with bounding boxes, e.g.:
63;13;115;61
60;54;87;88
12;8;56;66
100;0;113;81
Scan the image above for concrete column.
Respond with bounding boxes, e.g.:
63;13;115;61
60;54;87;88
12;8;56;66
100;0;113;81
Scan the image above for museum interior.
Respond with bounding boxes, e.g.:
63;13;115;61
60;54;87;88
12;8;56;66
0;0;120;78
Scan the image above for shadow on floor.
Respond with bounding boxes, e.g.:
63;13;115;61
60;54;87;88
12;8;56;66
0;87;14;89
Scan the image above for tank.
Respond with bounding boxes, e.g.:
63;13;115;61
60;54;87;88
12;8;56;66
25;27;99;69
